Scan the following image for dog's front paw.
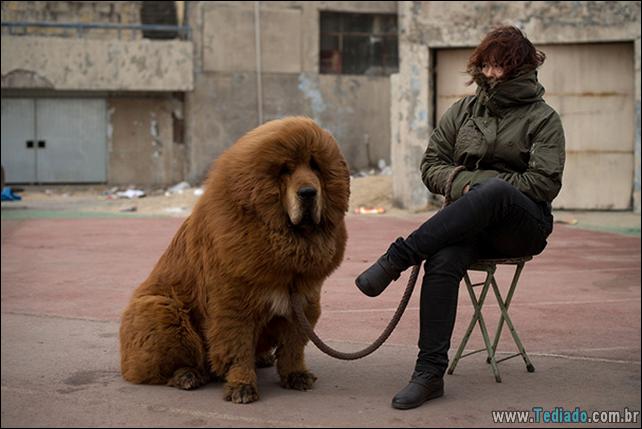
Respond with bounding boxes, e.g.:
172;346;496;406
280;371;317;391
223;382;259;404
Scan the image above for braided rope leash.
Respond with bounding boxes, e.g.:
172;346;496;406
291;165;467;360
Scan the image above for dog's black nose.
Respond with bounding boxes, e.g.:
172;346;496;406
297;186;317;199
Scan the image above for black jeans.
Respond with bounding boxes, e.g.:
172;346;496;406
386;178;553;377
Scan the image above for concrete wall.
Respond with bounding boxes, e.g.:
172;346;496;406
108;96;185;186
393;0;642;212
1;36;193;91
185;1;396;182
390;43;431;210
1;1;191;187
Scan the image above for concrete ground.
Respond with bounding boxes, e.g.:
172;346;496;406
1;207;640;427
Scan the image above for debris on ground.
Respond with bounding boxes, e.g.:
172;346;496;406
352;159;393;178
377;159;392;176
165;181;191;195
555;218;579;225
164;207;187;214
1;187;22;202
116;189;146;199
1;176;416;218
354;207;386;215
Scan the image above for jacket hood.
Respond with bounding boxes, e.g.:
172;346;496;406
476;70;545;115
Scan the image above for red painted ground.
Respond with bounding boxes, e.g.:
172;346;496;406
1;215;640;427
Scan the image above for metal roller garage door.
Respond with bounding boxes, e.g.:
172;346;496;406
435;43;635;210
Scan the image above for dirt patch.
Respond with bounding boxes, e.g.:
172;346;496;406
349;175;393;214
3;178;640;234
3;176;431;218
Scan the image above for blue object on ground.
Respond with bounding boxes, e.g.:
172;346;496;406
1;187;22;201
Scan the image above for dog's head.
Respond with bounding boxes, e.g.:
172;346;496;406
211;117;350;232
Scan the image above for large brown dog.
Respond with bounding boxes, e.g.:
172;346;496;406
119;117;350;403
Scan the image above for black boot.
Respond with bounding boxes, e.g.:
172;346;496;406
391;370;444;410
355;254;401;297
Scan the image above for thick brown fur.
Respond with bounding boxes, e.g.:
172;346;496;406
119;117;350;403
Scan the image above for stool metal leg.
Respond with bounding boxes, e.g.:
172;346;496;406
487;262;525;362
476;268;502;383
448;268;502;382
490;274;535;373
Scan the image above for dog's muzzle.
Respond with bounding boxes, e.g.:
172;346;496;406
288;186;321;226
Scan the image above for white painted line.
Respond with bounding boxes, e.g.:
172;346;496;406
306;341;640;366
323;298;641;314
523;352;640;366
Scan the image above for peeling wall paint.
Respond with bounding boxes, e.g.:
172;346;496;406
391;42;430;210
149;114;162;159
108;97;180;186
297;73;326;120
1;69;54;88
1;36;194;91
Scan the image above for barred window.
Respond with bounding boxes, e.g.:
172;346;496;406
320;12;398;76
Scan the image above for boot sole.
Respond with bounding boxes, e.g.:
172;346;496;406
391;388;444;410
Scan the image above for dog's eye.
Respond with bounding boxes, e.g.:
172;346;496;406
309;158;320;172
279;164;291;176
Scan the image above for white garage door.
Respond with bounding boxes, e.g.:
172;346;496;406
1;98;107;184
435;43;635;210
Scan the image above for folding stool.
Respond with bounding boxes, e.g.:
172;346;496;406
447;256;535;382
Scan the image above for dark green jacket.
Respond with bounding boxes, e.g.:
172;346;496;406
421;70;565;203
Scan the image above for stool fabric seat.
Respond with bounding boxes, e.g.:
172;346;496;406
469;256;532;270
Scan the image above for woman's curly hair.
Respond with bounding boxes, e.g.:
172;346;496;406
466;26;545;86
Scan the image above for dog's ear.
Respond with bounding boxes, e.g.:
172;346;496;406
249;175;286;229
312;133;350;222
324;158;351;215
210;132;288;229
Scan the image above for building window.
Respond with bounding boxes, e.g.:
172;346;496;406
320;11;398;76
140;1;179;39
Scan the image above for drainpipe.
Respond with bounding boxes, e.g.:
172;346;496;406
254;1;264;125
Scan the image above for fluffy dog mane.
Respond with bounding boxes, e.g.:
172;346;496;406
189;116;350;283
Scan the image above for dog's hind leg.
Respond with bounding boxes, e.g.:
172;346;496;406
120;295;209;390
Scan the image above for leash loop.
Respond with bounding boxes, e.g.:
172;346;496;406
292;165;466;360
